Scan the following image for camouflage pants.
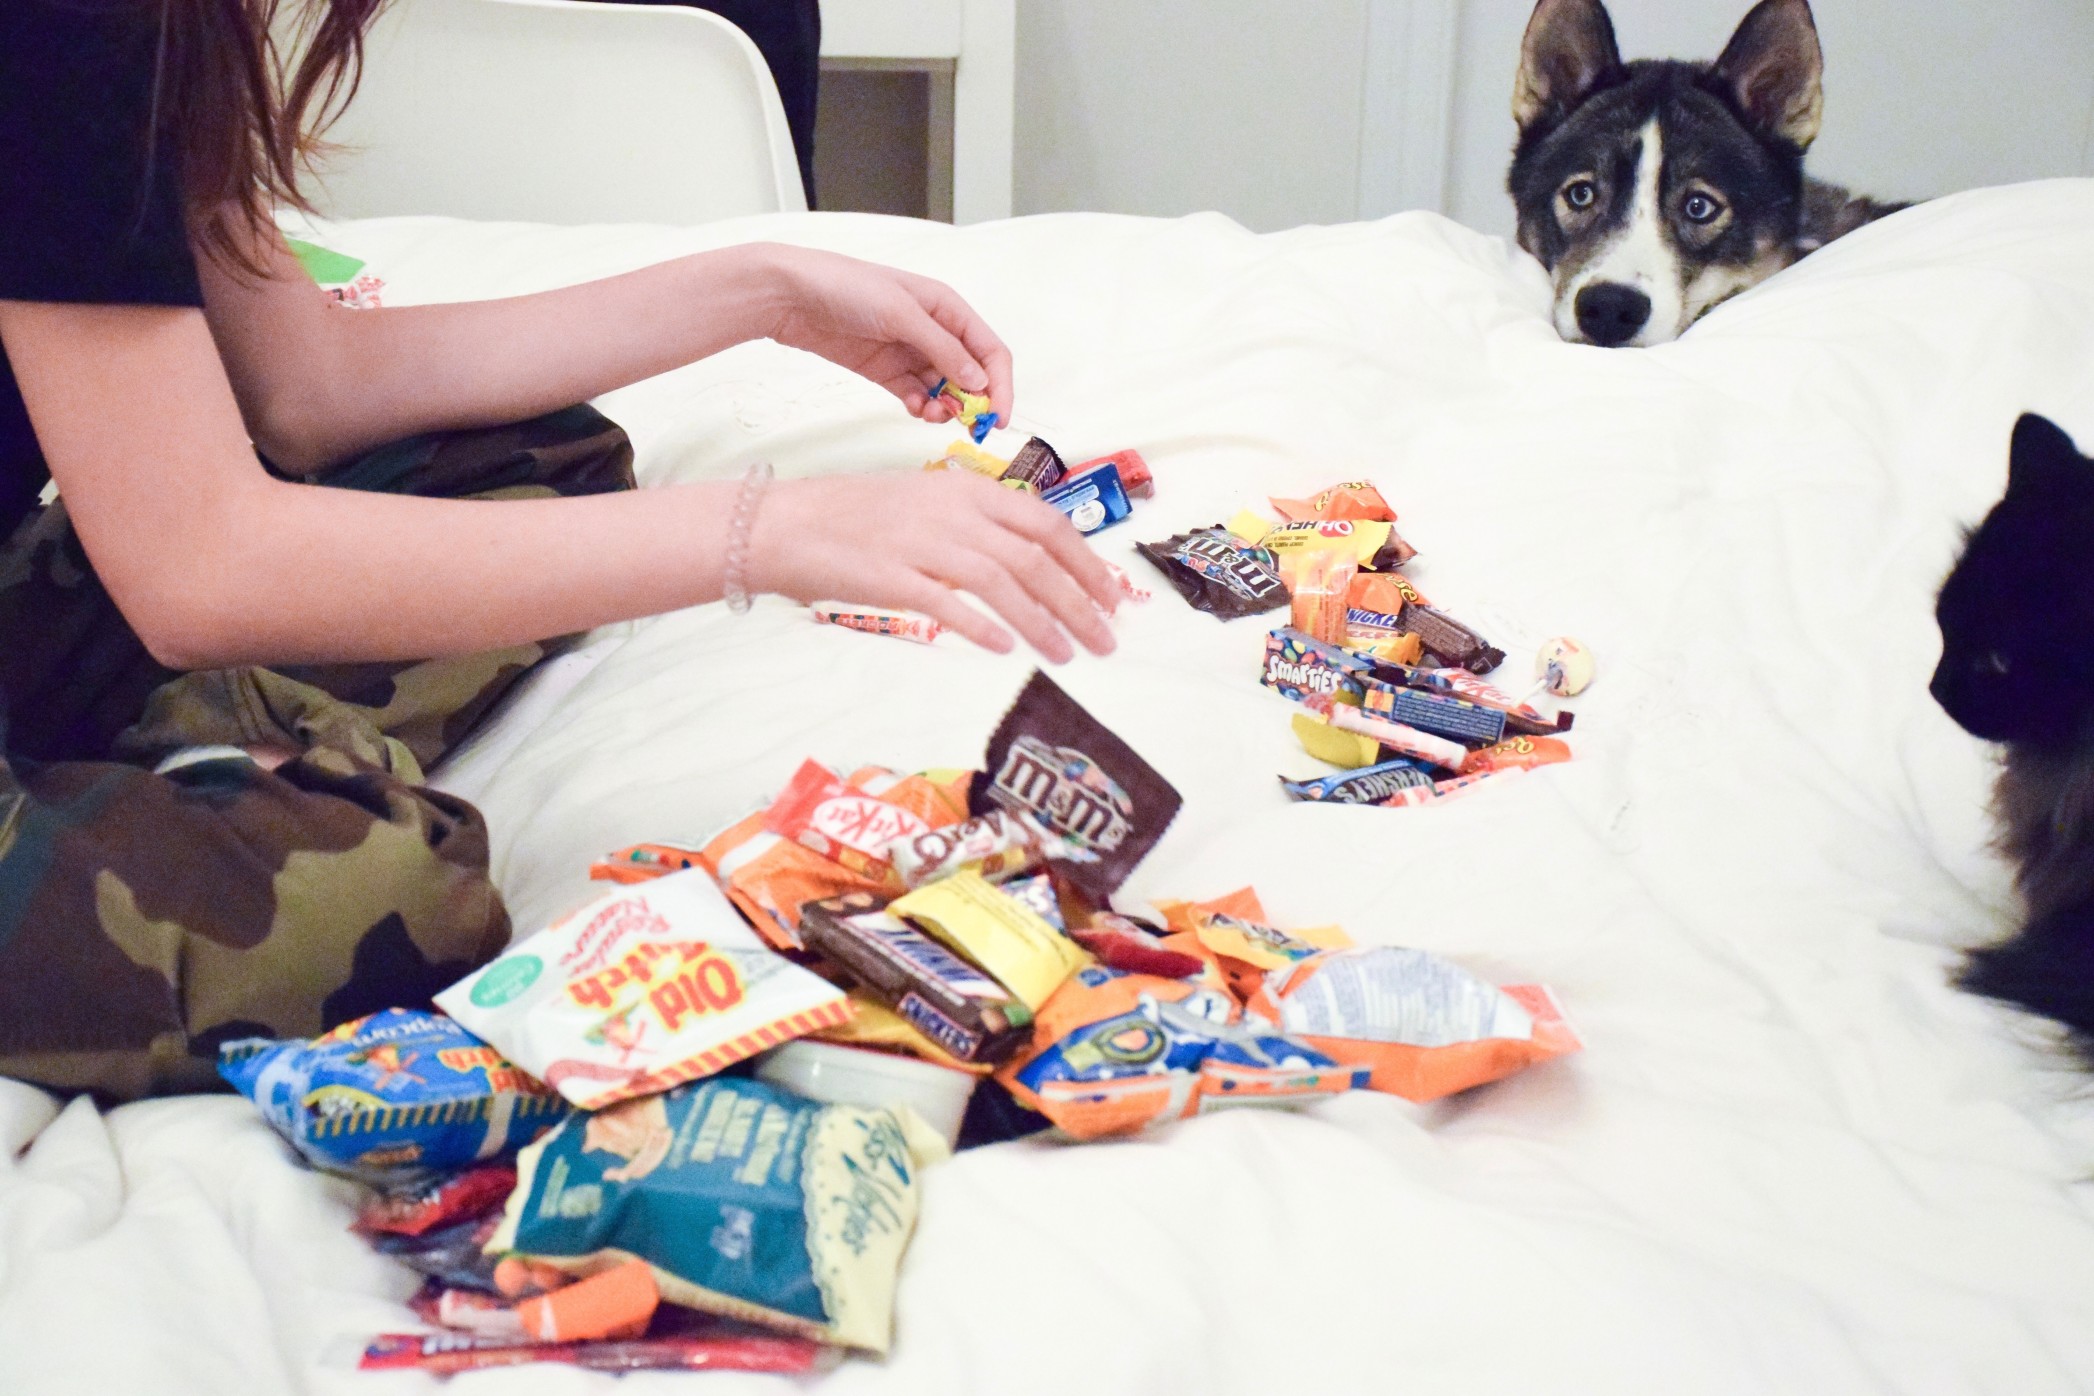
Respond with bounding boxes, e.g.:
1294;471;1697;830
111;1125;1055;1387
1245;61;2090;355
0;405;635;1101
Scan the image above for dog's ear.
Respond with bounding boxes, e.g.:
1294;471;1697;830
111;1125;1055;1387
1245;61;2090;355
1712;0;1825;150
1513;0;1623;138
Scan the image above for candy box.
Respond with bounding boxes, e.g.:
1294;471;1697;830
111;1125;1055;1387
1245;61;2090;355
1361;679;1508;747
1262;626;1377;704
1040;462;1133;534
435;870;852;1111
1071;449;1154;498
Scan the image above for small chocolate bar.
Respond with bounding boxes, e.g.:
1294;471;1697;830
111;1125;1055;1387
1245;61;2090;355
797;893;1033;1065
998;436;1068;493
1399;602;1507;674
1279;759;1435;804
1362;680;1507;747
1262;627;1377;704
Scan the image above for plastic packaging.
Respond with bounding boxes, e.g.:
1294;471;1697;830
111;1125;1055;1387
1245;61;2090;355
755;1040;979;1151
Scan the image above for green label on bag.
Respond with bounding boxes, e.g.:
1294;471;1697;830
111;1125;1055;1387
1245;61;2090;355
285;237;367;289
471;954;543;1008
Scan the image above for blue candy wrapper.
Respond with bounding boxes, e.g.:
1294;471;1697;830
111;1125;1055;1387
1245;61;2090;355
1041;463;1133;534
219;1008;569;1189
1279;759;1434;804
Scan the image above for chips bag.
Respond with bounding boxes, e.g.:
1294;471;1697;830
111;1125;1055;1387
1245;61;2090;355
490;1076;946;1354
219;1009;568;1189
1242;947;1581;1101
996;966;1362;1140
436;870;852;1111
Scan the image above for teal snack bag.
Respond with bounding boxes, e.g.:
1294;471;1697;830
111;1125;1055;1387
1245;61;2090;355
489;1076;946;1354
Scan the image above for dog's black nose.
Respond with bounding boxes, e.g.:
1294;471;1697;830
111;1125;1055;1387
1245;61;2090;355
1575;283;1653;347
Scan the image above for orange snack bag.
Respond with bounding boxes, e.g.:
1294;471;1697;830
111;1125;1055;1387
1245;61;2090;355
698;810;886;951
1243;948;1581;1102
1270;480;1398;524
1461;735;1574;775
1288;550;1357;646
517;1260;660;1343
1347;570;1429;616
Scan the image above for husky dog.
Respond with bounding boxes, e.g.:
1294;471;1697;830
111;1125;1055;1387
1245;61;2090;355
1508;0;1905;347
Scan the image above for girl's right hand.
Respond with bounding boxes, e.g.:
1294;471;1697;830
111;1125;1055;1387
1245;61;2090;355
745;469;1122;663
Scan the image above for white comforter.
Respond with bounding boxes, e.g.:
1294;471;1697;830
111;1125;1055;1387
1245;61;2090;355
5;184;2094;1396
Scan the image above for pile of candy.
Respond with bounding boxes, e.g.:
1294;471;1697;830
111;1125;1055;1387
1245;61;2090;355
222;671;1580;1375
1133;477;1597;808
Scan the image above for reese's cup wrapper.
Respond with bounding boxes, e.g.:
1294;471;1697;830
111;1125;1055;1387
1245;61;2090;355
219;1009;568;1190
491;1075;945;1354
1269;480;1398;525
1135;526;1288;619
1243;947;1580;1102
436;870;852;1111
969;670;1182;901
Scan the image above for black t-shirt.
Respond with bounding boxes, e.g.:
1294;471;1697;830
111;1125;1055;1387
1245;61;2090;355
0;0;203;539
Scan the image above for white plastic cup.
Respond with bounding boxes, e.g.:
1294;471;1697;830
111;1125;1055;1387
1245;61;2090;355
754;1041;979;1151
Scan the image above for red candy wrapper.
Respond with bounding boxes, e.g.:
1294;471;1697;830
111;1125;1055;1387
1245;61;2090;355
1072;449;1155;499
357;1331;826;1376
589;842;707;886
811;605;942;645
353;1164;516;1239
764;760;935;879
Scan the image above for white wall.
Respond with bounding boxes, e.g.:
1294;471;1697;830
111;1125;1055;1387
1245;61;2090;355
1010;0;2094;238
1012;0;1369;231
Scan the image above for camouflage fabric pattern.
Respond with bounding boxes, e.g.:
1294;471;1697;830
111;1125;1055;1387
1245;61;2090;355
0;405;634;1100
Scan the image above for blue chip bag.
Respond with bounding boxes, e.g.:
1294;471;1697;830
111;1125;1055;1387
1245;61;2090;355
996;966;1366;1140
489;1076;946;1354
219;1009;570;1189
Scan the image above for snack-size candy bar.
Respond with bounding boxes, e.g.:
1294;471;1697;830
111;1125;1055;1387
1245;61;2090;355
884;808;1050;888
1399;602;1507;674
1417;667;1574;735
591;842;707;886
1067;912;1207;979
358;1330;824;1376
1362;681;1508;747
1306;693;1467;771
1279;759;1434;804
1350;570;1428;615
1269;480;1397;525
1135;527;1288;619
970;669;1183;900
811;605;942;644
999;436;1068;493
890;870;1090;1011
1343;632;1424;666
1262;626;1376;704
798;892;1033;1064
927;439;1009;477
763;759;934;879
1462;735;1573;774
355;1163;517;1238
1288;550;1355;645
1072;449;1154;499
1380;771;1515;807
1040;462;1132;534
1291;710;1384;768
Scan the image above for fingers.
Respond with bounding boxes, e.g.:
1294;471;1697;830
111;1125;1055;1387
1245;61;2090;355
944;549;1078;665
887;574;1014;655
905;275;1017;422
986;485;1124;617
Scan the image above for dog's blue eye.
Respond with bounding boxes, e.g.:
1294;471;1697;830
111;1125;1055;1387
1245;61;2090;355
1683;193;1723;224
1562;179;1597;210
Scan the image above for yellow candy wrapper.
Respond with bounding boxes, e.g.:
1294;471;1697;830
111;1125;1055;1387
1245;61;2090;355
1293;711;1382;768
890;870;1090;1011
926;439;1010;478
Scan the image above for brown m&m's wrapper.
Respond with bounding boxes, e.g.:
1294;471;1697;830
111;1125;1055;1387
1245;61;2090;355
969;671;1182;902
1135;526;1289;620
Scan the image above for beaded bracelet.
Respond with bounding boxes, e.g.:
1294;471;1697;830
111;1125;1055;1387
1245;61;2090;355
722;460;774;614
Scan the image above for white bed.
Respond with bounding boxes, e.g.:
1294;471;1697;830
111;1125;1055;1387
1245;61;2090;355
5;183;2094;1395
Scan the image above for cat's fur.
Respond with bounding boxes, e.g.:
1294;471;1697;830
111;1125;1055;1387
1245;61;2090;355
1931;413;2094;1059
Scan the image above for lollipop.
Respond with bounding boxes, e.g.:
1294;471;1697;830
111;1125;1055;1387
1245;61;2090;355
1534;637;1596;697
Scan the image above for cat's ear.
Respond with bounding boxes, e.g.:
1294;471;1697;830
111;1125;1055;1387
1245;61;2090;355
1514;0;1624;139
2006;413;2089;500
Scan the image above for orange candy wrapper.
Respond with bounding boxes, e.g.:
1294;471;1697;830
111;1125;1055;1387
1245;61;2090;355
1288;550;1357;646
1462;735;1574;775
1270;480;1398;524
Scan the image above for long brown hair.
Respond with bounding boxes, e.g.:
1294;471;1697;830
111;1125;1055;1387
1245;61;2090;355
151;0;388;269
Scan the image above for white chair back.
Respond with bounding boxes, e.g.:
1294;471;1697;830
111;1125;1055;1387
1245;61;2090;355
306;0;808;225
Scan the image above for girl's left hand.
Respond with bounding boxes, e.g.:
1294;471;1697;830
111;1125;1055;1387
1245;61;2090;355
749;244;1015;427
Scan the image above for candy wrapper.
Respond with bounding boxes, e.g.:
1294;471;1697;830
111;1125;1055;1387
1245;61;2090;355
999;436;1068;493
765;759;939;879
970;670;1183;901
591;841;707;886
889;870;1091;1011
926;439;1008;477
884;808;1052;888
359;1328;824;1376
1399;602;1507;674
931;377;999;444
219;1010;568;1190
1066;912;1208;980
1292;710;1384;769
1229;514;1415;572
1135;526;1289;619
798;893;1034;1065
1380;771;1516;807
1243;947;1581;1102
1361;681;1508;747
1263;626;1378;704
1287;549;1356;645
1462;735;1574;774
1269;480;1398;525
996;967;1363;1140
1072;449;1154;499
1305;692;1468;771
1040;463;1133;534
490;1076;945;1354
1279;759;1434;804
435;870;852;1111
811;605;942;644
355;1163;517;1238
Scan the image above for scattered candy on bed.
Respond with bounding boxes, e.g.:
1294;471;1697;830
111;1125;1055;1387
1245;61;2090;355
226;669;1577;1371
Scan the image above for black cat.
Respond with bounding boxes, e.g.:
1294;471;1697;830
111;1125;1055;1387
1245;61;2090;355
1931;413;2094;1060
